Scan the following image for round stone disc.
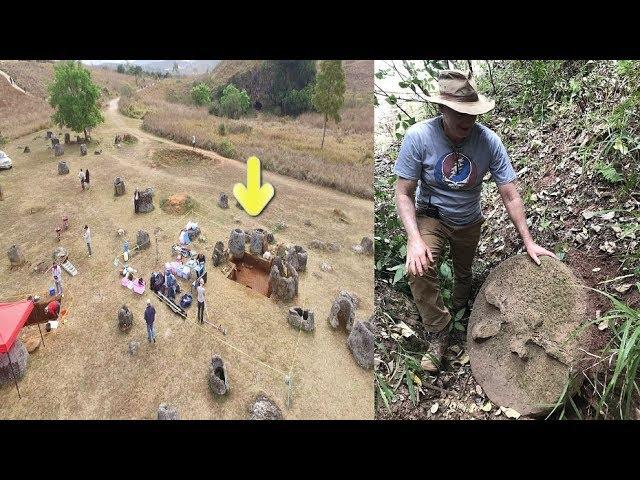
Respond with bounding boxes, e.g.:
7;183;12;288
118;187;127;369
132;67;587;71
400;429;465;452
467;255;588;417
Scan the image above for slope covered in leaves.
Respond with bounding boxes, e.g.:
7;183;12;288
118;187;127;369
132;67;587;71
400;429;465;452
374;60;640;420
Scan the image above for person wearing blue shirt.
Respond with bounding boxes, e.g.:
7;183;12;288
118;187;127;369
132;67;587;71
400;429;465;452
394;69;557;372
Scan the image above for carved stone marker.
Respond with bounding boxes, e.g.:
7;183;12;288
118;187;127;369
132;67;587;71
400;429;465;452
467;255;588;417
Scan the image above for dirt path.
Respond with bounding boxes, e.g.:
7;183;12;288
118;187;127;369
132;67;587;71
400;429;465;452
0;100;374;419
0;68;28;95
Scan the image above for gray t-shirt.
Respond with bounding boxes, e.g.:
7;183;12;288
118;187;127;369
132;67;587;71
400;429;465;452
394;116;516;226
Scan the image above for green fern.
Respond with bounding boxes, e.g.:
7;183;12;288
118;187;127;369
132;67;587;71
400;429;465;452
596;162;623;183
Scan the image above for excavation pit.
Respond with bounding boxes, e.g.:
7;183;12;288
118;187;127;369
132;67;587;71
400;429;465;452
228;254;272;297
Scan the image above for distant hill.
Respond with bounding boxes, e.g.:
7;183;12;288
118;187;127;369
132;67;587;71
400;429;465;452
86;60;220;76
202;60;371;95
180;60;373;108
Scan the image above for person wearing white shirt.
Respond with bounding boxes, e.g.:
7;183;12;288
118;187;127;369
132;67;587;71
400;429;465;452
51;262;63;295
83;225;92;257
196;278;206;324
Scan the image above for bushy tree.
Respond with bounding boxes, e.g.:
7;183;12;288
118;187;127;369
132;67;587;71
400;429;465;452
312;60;346;148
264;60;316;114
219;84;251;119
191;82;212;106
282;84;313;116
48;61;104;141
117;64;125;74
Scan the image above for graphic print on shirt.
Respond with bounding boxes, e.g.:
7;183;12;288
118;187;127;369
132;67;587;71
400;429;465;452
434;151;478;190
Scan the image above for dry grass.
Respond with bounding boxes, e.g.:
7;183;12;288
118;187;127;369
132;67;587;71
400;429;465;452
118;95;147;119
140;103;373;198
0;60;134;100
0;82;53;139
134;62;374;198
0;101;374;419
0;60;135;141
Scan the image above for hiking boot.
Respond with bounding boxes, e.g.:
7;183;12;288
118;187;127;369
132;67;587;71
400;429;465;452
421;329;451;373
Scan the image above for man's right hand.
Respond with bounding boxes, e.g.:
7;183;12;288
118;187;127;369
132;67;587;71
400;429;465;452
405;237;433;277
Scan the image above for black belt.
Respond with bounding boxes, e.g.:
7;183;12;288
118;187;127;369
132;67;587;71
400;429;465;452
416;204;441;220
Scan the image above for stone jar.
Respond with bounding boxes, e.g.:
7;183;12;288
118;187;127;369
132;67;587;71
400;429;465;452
228;229;246;260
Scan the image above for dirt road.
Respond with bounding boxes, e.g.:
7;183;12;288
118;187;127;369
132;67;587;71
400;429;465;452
0;68;28;94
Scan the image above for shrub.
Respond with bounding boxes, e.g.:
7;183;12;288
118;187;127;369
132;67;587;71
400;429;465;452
220;84;251;119
218;123;226;136
282;85;313;116
217;139;236;158
191;83;211;106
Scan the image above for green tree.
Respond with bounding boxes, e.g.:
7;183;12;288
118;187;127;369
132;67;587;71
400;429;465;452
191;82;212;106
282;84;313;116
47;61;104;141
220;84;251;119
264;60;316;114
312;60;346;148
117;64;125;74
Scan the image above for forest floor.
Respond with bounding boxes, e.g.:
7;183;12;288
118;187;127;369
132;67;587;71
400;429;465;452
374;61;640;420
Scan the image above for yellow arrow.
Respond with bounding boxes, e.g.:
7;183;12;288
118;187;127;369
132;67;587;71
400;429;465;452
233;156;274;216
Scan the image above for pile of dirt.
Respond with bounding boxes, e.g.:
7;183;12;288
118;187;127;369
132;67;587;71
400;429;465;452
467;255;589;417
161;193;195;214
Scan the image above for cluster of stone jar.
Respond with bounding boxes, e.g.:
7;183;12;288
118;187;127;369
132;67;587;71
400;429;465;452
227;228;308;303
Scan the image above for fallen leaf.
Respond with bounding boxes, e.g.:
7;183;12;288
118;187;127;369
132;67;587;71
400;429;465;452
598;321;609;331
592;267;601;272
601;211;615;221
475;385;483;396
395;321;416;338
413;373;422;387
430;403;439;414
615;283;633;293
582;210;596;220
481;402;493;412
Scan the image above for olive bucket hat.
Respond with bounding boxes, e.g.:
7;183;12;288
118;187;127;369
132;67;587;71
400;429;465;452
426;69;495;115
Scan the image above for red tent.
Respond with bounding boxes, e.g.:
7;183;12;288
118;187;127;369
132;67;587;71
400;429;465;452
0;300;35;398
0;300;34;353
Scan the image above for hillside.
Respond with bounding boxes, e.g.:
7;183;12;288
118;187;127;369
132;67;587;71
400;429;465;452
0;60;135;140
374;60;640;420
142;60;373;107
124;60;374;198
85;60;221;76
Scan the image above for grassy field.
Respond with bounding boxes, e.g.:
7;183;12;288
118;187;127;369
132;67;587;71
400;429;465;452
123;60;374;198
0;97;374;419
0;60;135;141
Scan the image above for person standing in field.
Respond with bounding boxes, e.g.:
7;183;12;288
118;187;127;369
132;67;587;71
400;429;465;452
83;225;92;257
145;299;157;343
51;262;63;295
191;135;196;149
84;169;90;189
78;169;85;191
196;278;206;324
134;187;140;214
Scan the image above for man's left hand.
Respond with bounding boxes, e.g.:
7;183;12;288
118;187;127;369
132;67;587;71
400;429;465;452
525;242;558;266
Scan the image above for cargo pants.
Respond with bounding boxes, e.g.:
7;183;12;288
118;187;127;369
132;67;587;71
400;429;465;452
408;215;483;333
